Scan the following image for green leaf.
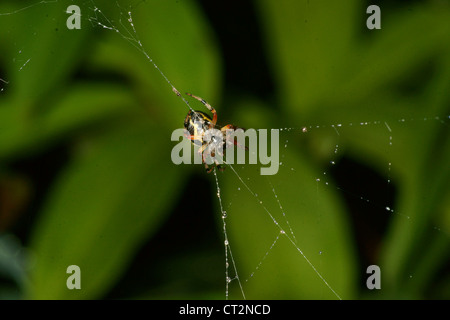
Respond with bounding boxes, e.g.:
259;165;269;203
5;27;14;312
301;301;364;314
255;1;450;298
1;1;91;106
256;0;359;114
340;4;450;106
0;84;136;159
27;120;184;299
380;116;450;297
87;0;221;129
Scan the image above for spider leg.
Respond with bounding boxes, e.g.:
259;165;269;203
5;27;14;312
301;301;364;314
198;143;208;154
184;133;196;140
202;150;214;173
220;124;237;132
199;144;210;165
184;132;203;146
199;145;216;173
221;124;249;151
186;92;217;128
215;160;225;172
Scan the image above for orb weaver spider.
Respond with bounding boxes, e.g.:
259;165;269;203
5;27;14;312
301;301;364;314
183;93;244;173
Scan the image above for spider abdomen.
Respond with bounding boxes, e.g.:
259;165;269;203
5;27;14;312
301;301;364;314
184;110;212;145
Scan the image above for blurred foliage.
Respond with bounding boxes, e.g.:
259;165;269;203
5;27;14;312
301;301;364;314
0;0;449;299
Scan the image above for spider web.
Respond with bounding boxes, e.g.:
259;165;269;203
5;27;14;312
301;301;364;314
216;118;449;299
1;0;449;300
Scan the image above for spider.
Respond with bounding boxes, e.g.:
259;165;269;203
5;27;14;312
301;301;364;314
183;93;243;173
